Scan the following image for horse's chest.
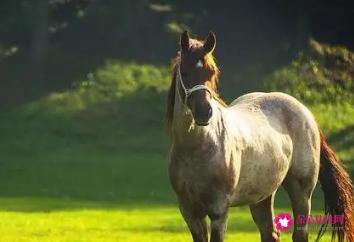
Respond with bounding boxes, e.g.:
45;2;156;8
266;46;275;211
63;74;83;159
170;152;237;206
177;173;211;204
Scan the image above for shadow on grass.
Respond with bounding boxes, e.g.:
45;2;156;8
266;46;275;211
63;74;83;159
0;88;173;211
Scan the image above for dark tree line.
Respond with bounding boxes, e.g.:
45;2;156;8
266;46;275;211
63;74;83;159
0;0;353;105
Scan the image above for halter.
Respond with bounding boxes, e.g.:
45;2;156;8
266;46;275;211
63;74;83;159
175;63;213;106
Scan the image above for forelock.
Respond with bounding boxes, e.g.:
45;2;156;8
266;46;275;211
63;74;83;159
189;39;204;52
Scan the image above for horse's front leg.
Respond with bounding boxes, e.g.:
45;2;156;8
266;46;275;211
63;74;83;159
210;211;228;242
250;193;280;242
179;203;208;242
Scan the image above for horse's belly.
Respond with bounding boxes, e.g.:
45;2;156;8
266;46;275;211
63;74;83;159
231;142;292;206
231;168;288;206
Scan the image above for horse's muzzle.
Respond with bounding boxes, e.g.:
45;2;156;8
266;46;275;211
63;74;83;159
194;105;212;126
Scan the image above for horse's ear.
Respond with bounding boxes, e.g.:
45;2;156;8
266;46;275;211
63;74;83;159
180;30;190;52
203;31;216;54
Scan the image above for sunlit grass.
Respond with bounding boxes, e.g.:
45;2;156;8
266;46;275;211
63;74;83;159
0;198;333;242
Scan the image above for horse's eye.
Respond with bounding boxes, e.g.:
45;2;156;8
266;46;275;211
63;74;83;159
181;72;187;77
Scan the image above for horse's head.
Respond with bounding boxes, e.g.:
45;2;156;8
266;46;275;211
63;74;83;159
177;31;219;126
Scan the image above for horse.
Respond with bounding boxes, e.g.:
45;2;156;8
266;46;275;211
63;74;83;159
166;31;354;242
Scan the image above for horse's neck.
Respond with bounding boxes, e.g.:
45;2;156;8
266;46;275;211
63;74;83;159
172;95;223;146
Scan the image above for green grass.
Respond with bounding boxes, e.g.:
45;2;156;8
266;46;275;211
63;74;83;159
0;58;353;241
0;202;334;242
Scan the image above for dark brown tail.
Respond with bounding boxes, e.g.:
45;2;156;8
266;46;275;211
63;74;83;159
316;131;354;242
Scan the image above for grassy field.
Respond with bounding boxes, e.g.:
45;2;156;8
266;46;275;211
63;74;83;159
0;59;353;241
0;201;334;242
0;150;338;242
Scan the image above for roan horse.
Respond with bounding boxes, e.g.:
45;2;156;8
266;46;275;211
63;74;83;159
167;31;354;242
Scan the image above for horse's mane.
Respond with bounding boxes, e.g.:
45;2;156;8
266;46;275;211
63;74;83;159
166;40;227;131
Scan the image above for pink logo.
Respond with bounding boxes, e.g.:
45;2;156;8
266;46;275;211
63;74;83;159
274;213;294;231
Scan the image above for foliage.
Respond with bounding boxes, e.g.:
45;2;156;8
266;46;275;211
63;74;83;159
2;0;354;105
264;40;354;105
77;61;170;98
24;61;170;115
263;40;354;166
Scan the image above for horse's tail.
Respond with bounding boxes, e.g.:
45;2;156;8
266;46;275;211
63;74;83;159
316;130;354;242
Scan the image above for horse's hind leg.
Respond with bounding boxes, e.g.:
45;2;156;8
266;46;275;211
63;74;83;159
283;140;319;242
250;193;280;242
283;173;317;242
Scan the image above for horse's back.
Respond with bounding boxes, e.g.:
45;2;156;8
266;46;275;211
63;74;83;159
230;91;320;156
230;92;265;106
231;91;308;112
230;92;317;131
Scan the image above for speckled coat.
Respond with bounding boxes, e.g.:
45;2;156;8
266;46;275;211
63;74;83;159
169;91;321;242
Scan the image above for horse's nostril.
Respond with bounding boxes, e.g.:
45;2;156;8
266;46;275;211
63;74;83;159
207;106;213;119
